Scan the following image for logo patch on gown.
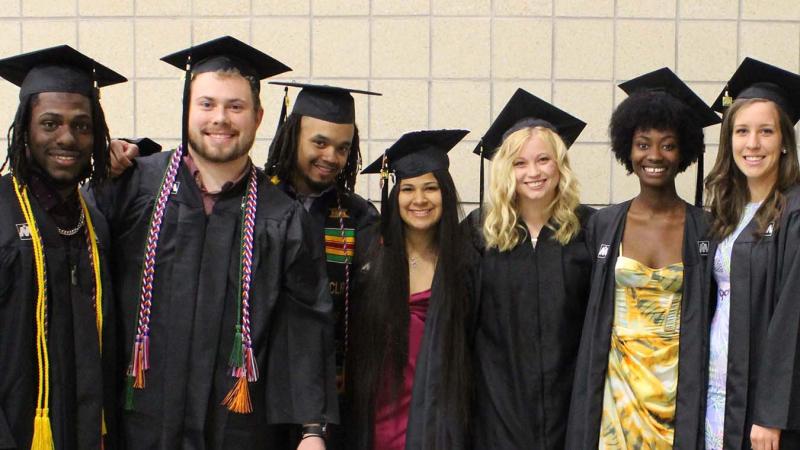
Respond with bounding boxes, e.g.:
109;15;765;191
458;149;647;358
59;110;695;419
329;207;350;219
598;244;610;259
15;223;31;240
324;228;355;263
764;222;774;237
697;240;709;256
171;181;180;195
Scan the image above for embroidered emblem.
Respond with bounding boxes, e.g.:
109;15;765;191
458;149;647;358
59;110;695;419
697;240;709;256
16;223;31;240
598;244;610;259
329;207;350;219
765;222;774;237
171;181;180;195
324;227;355;263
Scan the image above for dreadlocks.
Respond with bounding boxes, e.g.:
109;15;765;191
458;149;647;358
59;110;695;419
265;112;361;193
2;89;111;187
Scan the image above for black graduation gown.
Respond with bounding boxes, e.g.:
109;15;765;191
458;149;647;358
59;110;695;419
471;204;595;450
89;151;336;450
0;174;117;450
566;201;710;450
708;185;800;449
278;184;379;449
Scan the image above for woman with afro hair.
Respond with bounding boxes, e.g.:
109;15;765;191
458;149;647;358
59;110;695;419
566;68;720;450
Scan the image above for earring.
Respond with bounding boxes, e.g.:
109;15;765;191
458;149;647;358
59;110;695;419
782;148;788;154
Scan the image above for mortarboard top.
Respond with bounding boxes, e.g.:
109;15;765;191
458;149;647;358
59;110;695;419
269;81;381;124
711;57;800;125
361;129;469;180
474;88;587;160
0;44;126;100
161;35;291;82
619;67;721;129
122;137;162;157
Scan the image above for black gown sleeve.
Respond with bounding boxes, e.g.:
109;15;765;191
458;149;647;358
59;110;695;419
752;209;800;430
0;247;17;450
264;202;338;425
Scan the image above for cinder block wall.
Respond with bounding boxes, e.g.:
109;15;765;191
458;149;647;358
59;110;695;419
1;0;798;208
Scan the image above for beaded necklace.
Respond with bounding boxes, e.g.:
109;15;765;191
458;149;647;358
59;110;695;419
12;177;104;450
125;146;260;414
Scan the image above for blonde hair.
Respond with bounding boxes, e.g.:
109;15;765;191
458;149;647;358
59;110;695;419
482;126;581;251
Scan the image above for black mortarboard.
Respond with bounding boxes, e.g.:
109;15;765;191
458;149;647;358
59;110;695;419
362;129;468;180
161;35;291;82
362;129;468;242
160;36;291;154
122;137;162;157
619;67;721;207
711;57;800;125
474;88;586;160
269;81;381;125
619;67;721;129
472;88;586;211
0;44;127;100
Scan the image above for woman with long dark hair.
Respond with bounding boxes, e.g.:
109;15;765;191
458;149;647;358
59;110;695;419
704;58;800;450
566;68;721;449
348;129;477;450
469;88;594;449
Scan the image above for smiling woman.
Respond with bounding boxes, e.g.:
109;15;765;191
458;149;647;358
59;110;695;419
348;129;478;450
703;57;800;450
567;67;720;450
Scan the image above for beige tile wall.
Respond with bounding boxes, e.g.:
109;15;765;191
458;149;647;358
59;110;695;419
0;0;798;207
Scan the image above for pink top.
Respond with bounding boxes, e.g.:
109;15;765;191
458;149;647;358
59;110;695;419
372;289;432;450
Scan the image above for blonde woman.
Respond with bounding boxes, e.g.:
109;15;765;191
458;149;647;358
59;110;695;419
471;89;594;449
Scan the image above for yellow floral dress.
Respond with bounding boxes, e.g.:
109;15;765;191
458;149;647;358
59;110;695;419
599;252;684;450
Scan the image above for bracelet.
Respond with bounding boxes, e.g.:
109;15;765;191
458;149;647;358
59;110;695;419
301;433;324;441
302;424;326;436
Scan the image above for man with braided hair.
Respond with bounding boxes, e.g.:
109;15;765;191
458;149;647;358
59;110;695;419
0;45;125;449
264;82;380;448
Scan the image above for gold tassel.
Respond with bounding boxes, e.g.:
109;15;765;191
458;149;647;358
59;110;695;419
31;408;54;450
222;376;252;414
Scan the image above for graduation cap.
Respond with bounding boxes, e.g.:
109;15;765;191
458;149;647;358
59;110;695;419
619;67;721;207
0;44;126;100
362;129;468;242
121;137;162;157
711;57;800;125
472;88;587;210
269;81;381;125
160;36;292;154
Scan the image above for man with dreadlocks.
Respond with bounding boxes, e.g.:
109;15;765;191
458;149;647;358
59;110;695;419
0;45;125;449
263;82;380;447
90;36;335;450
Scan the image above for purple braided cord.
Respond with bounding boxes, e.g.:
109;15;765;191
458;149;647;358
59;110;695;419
128;146;184;378
231;166;259;382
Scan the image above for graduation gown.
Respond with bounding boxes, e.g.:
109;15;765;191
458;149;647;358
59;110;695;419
708;185;800;449
0;174;117;450
566;201;710;450
90;151;336;450
471;205;595;450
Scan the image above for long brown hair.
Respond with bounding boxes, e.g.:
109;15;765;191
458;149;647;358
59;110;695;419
705;98;800;239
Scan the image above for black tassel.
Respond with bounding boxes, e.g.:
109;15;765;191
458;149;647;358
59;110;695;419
695;149;704;207
379;154;391;246
478;140;485;217
181;55;192;153
274;86;289;138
